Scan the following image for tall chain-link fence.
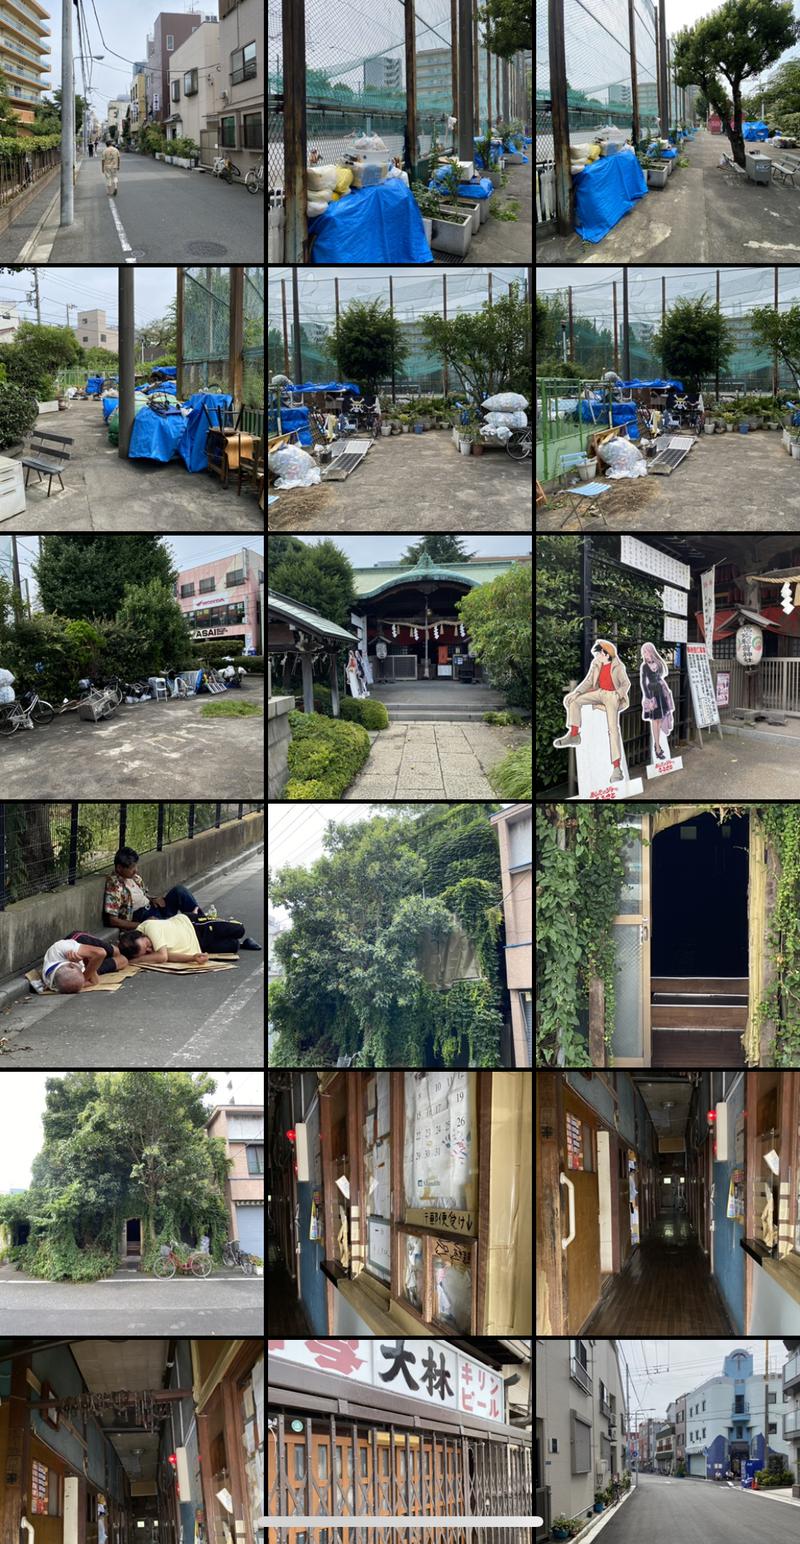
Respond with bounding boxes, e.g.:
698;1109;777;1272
243;266;264;410
0;802;261;909
538;266;800;391
182;266;232;395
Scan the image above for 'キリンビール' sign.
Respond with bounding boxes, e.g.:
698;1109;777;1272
268;1339;505;1423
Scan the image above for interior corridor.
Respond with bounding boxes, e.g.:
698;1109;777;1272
581;1211;735;1333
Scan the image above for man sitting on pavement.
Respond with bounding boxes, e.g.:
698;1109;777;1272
42;935;115;994
104;845;261;948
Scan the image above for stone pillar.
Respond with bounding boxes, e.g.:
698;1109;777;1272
298;647;315;712
268;695;295;797
329;652;341;718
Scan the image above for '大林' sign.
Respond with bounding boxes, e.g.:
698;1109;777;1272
268;1338;505;1424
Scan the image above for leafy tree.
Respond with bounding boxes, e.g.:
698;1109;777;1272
14;320;83;373
651;295;734;390
456;563;531;708
269;538;355;632
673;0;799;165
478;1;532;59
269;535;305;567
333;299;409;392
137;299;177;357
420;280;531;403
82;346;119;372
115;578;192;670
399;535;476;565
750;303;800;391
0;66;20;137
35;535;177;620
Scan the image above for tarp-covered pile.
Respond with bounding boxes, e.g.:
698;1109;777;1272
574;150;647;243
309;179;433;263
179;391;234;472
743;121;769;141
283;381;361;396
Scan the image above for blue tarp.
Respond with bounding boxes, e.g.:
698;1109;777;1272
430;169;493;199
102;396;118;421
574;150;647;243
143;379;178;395
309;179;433;263
151;366;177;378
473;137;503;168
617;377;684;389
660;146;677;159
179;391;234;472
128;405;187;462
276;405;313;447
85;375;105;396
284;381;361;396
743;120;769;141
579;400;640;439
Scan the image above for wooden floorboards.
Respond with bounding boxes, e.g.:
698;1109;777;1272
580;1212;736;1333
267;1244;314;1333
652;1030;746;1067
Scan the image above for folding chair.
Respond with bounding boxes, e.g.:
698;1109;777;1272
556;481;611;528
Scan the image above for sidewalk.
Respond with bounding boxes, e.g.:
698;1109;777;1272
741;1484;800;1508
0;166;61;262
467;158;532;261
345;720;530;798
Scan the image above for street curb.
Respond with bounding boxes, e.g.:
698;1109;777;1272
740;1485;800;1509
572;1485;636;1543
0;842;264;1016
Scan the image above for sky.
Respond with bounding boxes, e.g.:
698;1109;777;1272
45;0;216;122
268;268;530;327
278;535;532;565
6;534;263;611
619;1340;786;1421
0;1069;264;1191
0;268;176;331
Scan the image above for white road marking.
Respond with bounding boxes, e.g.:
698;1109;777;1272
108;195;136;261
0;1276;259;1285
165;965;264;1064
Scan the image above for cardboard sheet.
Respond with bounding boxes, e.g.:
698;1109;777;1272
26;967;141;994
25;955;239;992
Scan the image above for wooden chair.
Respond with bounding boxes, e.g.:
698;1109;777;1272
21;430;73;497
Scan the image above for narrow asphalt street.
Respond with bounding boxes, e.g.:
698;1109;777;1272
0;1268;264;1334
599;1472;800;1542
0;151;264;264
0;854;264;1067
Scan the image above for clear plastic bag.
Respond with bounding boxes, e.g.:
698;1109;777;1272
268;445;321;489
484;409;528;428
481;392;529;413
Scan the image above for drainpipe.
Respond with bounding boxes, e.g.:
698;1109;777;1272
21;1521;35;1543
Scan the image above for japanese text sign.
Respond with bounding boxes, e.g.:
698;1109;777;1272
268;1339;505;1424
686;643;720;729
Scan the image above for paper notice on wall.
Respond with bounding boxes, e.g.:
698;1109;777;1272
335;1174;350;1199
376;1072;390;1136
373;1138;391;1216
404;1072;475;1211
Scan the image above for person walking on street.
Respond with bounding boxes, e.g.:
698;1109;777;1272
101;139;120;197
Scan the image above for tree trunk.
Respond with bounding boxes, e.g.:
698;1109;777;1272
729;83;745;166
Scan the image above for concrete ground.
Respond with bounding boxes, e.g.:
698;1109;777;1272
0;1264;264;1335
0;150;264;265
462;158;532;262
268;430;532;532
0;678;264;799
0;401;262;533
369;680;509;720
593;1471;800;1543
621;726;800;798
537;127;800;265
345;721;531;798
536;428;800;531
0;852;264;1068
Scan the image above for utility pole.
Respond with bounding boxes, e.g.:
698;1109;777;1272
774;265;779;397
281;279;290;374
61;0;75;226
763;1339;770;1483
613;281;619;373
458;0;475;161
10;537;21;599
623;266;631;379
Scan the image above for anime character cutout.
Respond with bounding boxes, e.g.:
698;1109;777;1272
553;639;631;783
639;642;675;762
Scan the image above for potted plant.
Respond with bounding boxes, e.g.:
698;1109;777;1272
471;423;485;456
457;426;472;455
431;201;473;257
593;1491;606;1513
551;1519;572;1541
411;181;441;245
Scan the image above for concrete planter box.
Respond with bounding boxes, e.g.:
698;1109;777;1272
421;214;433;244
37;400;59;414
431;206;473;256
488;164;504;188
165;155;196;168
477;195;491;222
647;164;669;187
456;196;481;233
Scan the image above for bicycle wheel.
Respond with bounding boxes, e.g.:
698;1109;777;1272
0;710;18;736
191;1253;212;1278
505;433;530;462
241;1253;255;1276
245;171;259;193
153;1255;175;1278
32;700;54;725
222;1243;235;1267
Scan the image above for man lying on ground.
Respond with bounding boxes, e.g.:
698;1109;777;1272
103;846;261;948
41;935;118;994
118;905;253;962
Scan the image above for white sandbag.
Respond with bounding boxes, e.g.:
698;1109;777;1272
480;424;512;442
306;163;339;191
268;445;321;489
484;409;528;428
596;437;647;479
307;199;330;218
481;392;529;412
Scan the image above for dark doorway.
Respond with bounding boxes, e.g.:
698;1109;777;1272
652;813;749;976
125;1218;141;1254
13;1222;29;1246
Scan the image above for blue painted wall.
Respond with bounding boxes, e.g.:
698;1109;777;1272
30;1345;127;1501
297;1077;328;1334
711;1076;745;1333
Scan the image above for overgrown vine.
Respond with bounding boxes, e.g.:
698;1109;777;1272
755;806;800;1065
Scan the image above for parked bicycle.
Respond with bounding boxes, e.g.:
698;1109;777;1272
222;1240;255;1275
505;425;532;461
164;666;191;699
153;1241;212;1279
212;155;241;184
0;689;55;736
245;161;263;194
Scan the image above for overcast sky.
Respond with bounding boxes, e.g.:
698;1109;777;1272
4;535;263;610
619;1340;787;1419
0;268;175;331
0;1069;263;1191
45;0;215;120
275;535;531;566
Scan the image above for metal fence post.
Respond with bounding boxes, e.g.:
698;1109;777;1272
157;803;165;853
282;0;308;263
188;804;196;841
119;802;127;850
68;804;79;888
628;0;640;145
405;0;418;176
458;0;475;160
215;803;222;829
0;802;6;913
548;0;573;236
238;803;244;820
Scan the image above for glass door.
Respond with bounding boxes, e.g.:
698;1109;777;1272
611;815;651;1065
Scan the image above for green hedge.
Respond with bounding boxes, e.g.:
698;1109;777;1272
0;382;39;450
285;710;371;799
190;652;264;675
4;613;177;704
297;684;389;730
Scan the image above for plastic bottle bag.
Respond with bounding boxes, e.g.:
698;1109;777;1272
268;444;321;489
482;392;529;413
484;409;528;428
351;133;388;154
307;163;339;192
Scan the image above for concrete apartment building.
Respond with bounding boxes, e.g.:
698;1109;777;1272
105;97;130;137
174;545;264;653
146;12;210;126
784;1340;800;1496
674;1393;687;1470
205;1103;264;1259
655;1418;674;1473
74;308;119;353
490;802;532;1066
165;19;223;159
1;0;50;128
684;1348;789;1478
217;0;263;175
0;301;21;342
130;62;148;132
636;1417;659;1472
536;1337;627;1537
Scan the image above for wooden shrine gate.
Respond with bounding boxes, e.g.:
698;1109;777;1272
267;1411;533;1544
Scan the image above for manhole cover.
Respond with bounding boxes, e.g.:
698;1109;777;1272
185;241;228;256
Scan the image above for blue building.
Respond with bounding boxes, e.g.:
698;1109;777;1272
685;1348;790;1478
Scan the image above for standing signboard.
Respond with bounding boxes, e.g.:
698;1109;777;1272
552;640;643;799
686;642;722;735
700;567;716;662
638;642;683;780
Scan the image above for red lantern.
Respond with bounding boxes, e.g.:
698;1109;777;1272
707;1110;716;1122
167;1454;177;1470
285;1128;296;1143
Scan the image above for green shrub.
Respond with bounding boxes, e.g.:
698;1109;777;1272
199;700;262;719
340;697;390;730
285;710;371;798
484;709;528;726
0;381;38;449
488;743;532;799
